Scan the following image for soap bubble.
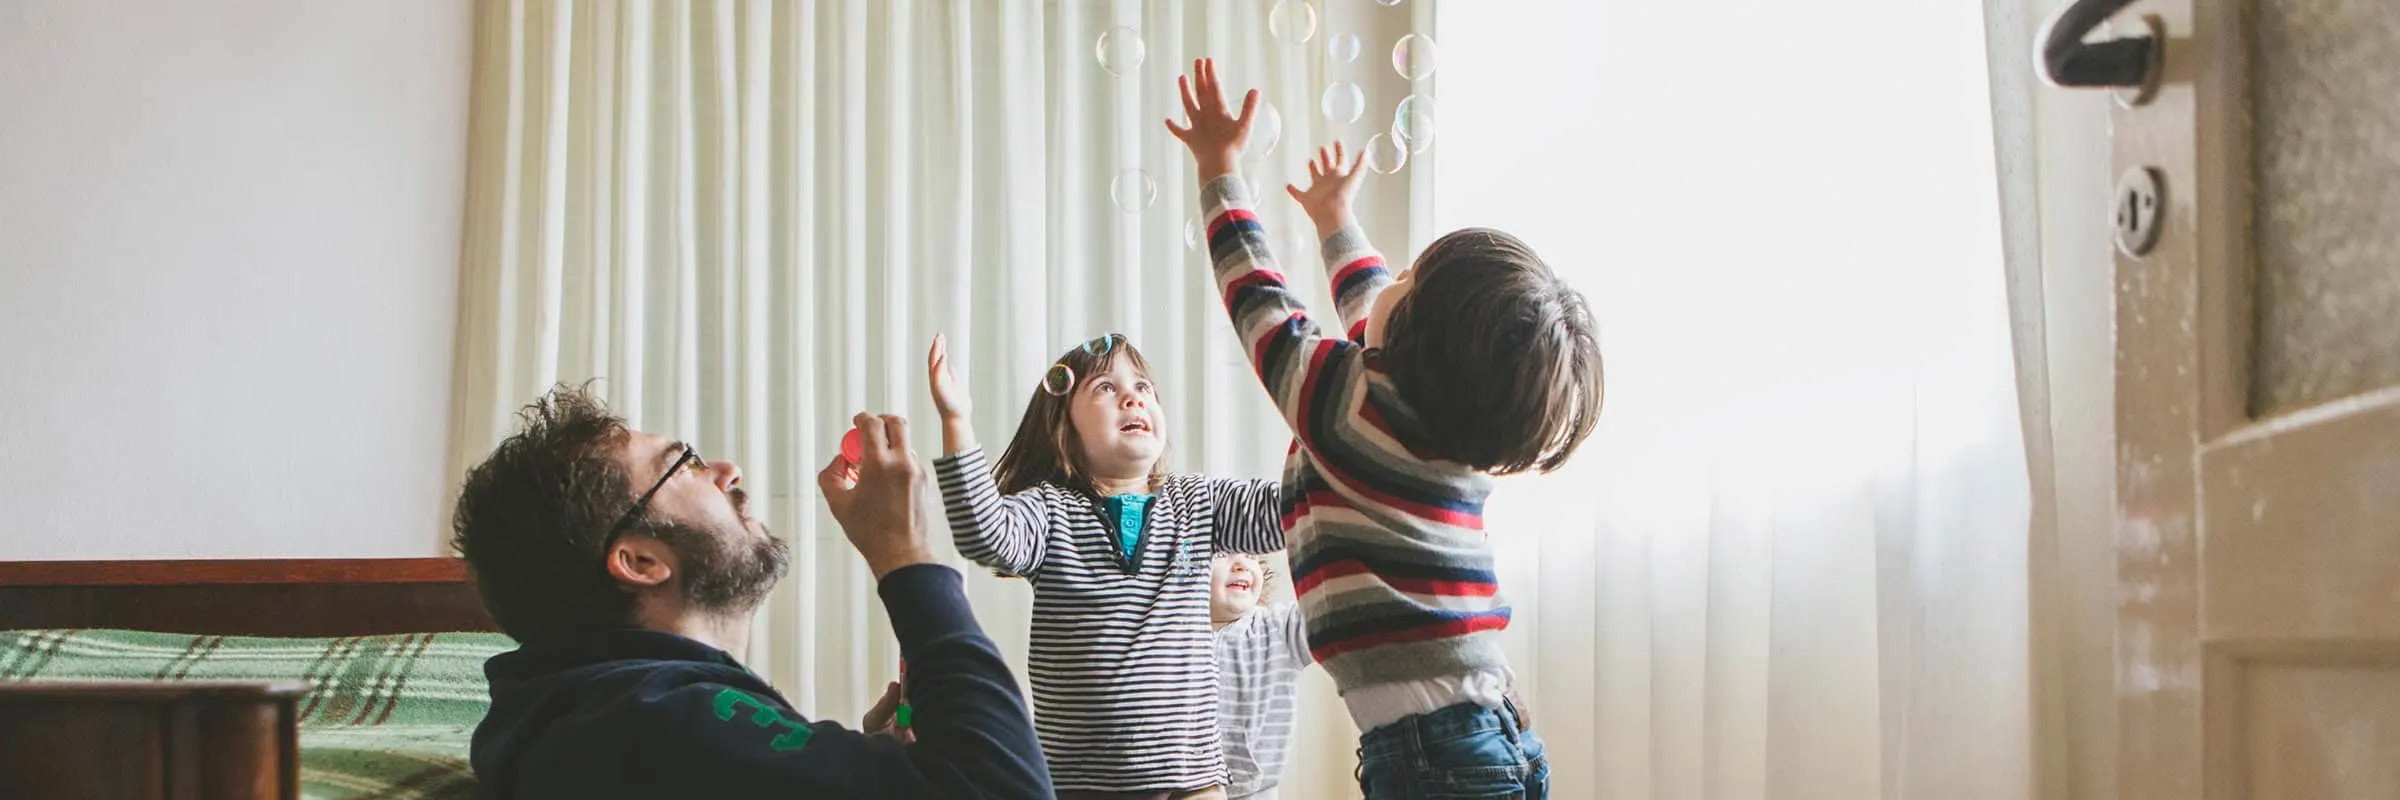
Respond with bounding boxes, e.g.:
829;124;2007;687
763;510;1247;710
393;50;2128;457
1242;101;1283;161
1364;133;1407;174
1393;94;1434;153
1327;33;1361;64
1095;27;1145;77
1374;0;1403;6
1186;215;1204;251
1320;81;1364;125
1392;34;1436;79
1268;1;1318;45
1042;364;1076;396
1110;169;1156;213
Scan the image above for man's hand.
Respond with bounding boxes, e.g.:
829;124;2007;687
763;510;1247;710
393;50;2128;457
862;680;916;743
817;412;938;579
1286;142;1367;238
1164;58;1258;182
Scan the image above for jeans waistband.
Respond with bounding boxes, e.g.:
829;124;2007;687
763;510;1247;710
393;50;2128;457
1356;700;1525;762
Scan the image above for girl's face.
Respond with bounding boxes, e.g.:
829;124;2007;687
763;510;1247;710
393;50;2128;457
1067;356;1165;482
1211;552;1263;620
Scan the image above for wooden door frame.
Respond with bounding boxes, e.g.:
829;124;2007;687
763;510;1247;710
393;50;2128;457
2111;1;2243;798
2116;2;2400;798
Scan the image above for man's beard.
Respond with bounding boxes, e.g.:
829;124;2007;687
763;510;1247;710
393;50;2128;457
656;490;790;614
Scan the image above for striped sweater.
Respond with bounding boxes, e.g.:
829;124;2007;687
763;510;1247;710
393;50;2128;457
934;447;1284;793
1199;174;1514;721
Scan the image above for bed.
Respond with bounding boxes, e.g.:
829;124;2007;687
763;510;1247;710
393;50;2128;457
0;558;506;799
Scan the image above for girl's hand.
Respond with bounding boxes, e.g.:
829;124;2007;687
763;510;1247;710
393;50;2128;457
927;334;980;457
928;334;971;422
1164;58;1259;181
1286;142;1368;237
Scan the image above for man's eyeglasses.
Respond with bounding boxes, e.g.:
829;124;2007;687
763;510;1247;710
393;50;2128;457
600;443;701;566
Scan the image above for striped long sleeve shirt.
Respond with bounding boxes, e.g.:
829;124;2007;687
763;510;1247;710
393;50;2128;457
1199;174;1516;730
933;447;1284;793
1214;603;1313;800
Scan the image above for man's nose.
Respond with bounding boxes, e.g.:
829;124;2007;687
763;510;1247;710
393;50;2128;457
710;460;744;491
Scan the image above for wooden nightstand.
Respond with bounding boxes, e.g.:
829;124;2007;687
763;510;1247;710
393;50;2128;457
0;682;305;799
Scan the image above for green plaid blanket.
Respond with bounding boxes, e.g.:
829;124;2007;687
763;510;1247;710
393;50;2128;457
1;629;512;800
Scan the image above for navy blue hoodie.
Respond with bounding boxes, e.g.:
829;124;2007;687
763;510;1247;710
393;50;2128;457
471;564;1052;799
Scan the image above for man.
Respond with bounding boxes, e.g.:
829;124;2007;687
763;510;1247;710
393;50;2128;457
451;385;1052;798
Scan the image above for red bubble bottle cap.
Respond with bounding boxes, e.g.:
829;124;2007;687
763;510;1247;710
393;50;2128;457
839;427;864;465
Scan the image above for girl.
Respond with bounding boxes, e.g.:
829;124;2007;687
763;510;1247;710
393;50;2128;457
1210;551;1313;800
926;333;1284;799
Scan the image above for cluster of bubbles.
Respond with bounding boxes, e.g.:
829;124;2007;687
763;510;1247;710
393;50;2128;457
1095;2;1437;214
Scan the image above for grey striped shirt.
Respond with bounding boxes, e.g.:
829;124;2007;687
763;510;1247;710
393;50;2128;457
934;447;1284;793
1216;603;1314;800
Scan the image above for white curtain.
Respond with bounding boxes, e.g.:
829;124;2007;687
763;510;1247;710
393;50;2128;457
1985;0;2118;797
449;1;1430;796
1434;2;2036;799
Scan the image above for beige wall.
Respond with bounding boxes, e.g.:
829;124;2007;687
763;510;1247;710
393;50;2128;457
0;0;474;559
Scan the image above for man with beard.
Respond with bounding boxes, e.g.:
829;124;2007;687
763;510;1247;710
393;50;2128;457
451;386;1051;798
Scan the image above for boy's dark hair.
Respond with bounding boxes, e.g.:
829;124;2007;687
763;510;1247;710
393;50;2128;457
992;336;1170;496
1380;227;1604;475
450;384;641;641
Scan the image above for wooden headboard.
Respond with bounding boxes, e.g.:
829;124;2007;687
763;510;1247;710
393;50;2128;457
0;558;498;636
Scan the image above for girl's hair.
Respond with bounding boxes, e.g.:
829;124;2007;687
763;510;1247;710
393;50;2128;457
991;334;1171;495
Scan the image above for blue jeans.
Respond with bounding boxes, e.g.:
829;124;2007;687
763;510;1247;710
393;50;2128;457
1355;701;1548;799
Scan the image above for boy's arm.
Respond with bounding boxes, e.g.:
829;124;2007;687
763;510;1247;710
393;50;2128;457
1199;176;1360;448
1321;227;1391;344
1207;478;1284;553
1172;59;1362;450
1288;142;1390;344
644;565;1053;798
932;448;1051;578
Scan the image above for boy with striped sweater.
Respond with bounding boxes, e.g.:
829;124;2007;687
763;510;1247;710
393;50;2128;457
1166;59;1603;798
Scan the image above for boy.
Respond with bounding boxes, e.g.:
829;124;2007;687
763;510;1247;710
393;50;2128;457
1166;59;1602;798
1210;552;1311;800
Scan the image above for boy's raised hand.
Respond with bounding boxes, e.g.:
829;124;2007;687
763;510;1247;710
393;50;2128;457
1164;58;1258;181
1286;142;1367;237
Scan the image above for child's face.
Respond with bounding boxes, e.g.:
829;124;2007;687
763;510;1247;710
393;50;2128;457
1066;357;1166;480
1210;552;1263;617
1364;265;1416;348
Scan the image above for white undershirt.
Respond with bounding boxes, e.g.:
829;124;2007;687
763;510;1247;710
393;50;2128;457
1342;667;1515;733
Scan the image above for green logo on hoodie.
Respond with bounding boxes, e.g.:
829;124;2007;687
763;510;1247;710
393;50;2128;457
712;688;814;752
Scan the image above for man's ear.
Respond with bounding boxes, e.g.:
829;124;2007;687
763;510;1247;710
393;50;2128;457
605;534;677;589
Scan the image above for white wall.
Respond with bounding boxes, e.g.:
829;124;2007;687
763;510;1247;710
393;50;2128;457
0;0;472;559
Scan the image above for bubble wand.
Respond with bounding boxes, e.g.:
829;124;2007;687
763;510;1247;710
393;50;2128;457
896;659;913;731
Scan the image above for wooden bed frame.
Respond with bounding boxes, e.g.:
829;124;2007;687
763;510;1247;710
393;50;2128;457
0;558;498;636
